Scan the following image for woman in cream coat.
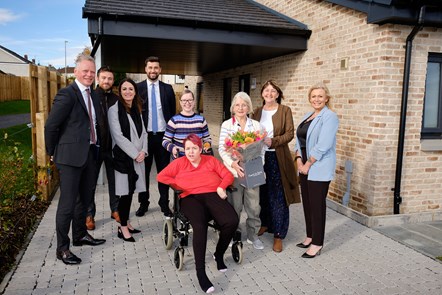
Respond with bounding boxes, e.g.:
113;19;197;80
108;78;147;242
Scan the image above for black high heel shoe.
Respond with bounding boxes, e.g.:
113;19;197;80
118;227;135;242
296;242;311;249
301;247;322;258
128;228;141;234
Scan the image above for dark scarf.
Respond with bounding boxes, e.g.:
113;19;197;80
112;101;142;195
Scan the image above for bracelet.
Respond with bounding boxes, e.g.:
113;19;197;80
294;156;302;161
307;158;313;163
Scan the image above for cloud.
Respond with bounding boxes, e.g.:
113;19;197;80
0;8;23;25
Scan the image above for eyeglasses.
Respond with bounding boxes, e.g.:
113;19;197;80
180;99;194;104
234;104;248;109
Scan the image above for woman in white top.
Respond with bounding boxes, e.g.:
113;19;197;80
252;80;300;252
218;92;265;250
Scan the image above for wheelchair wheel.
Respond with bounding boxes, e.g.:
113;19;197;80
174;247;184;270
163;219;173;250
231;241;243;264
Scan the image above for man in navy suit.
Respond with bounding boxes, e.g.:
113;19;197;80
136;56;176;217
45;53;106;265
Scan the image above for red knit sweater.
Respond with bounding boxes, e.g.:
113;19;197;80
157;155;234;198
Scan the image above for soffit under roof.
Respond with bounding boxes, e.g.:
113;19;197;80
83;0;311;75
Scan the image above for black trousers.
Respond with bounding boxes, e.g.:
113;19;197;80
138;132;170;212
118;194;133;226
55;146;98;251
299;149;330;246
88;150;118;216
180;193;239;271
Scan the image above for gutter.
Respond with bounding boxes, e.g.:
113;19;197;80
393;6;426;214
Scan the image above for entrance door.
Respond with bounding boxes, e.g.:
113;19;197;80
239;74;250;94
223;78;232;121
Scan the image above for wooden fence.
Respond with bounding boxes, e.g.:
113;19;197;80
3;65;66;200
30;64;66;201
0;74;31;102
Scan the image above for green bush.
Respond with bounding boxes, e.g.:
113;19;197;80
0;127;48;282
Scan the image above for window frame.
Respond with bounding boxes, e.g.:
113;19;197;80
421;53;442;139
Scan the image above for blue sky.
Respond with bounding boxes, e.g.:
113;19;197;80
0;0;90;68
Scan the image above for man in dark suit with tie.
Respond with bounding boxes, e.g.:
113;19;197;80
45;53;106;265
136;56;176;217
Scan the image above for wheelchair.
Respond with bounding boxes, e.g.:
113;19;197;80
162;186;243;270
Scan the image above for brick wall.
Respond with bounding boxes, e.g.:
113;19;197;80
203;0;442;216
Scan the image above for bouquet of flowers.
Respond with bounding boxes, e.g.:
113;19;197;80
224;130;266;162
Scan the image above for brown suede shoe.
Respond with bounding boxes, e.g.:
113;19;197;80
86;216;95;230
273;238;283;252
111;211;121;223
257;226;268;236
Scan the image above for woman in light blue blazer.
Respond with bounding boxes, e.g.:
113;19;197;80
294;82;339;258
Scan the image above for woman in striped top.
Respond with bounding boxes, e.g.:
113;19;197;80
162;89;212;159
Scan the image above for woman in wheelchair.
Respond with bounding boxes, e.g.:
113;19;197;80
157;134;238;294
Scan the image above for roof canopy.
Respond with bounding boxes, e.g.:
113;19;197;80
327;0;442;27
83;0;311;75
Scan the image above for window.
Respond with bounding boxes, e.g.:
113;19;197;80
422;53;442;139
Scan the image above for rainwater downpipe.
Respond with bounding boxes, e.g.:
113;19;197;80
90;16;103;57
393;6;425;214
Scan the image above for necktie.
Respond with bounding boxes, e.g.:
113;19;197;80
151;83;158;133
86;88;96;144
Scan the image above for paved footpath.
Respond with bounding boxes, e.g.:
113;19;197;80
2;178;442;295
0;114;31;129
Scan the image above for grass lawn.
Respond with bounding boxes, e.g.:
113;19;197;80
0;100;30;116
0;124;33;156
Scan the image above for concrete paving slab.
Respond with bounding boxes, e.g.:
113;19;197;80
374;221;442;259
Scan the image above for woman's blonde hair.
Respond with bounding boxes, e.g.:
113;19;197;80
307;82;332;108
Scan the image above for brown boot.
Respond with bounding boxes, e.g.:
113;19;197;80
111;211;121;223
273;238;283;252
257;226;268;236
86;216;95;230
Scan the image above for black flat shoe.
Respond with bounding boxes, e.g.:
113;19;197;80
129;228;141;234
301;247;322;258
118;227;135;242
296;242;311;248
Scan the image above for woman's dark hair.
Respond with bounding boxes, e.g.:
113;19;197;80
183;134;202;150
260;80;284;104
118;78;142;113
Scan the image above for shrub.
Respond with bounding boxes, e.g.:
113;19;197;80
0;130;48;281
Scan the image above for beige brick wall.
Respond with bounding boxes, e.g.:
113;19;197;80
203;0;442;216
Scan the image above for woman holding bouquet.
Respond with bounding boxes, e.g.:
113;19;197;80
252;80;300;252
219;91;265;250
